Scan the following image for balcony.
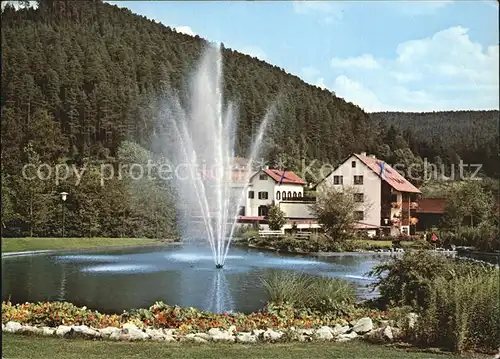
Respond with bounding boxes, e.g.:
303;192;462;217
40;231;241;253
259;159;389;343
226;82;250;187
391;202;402;209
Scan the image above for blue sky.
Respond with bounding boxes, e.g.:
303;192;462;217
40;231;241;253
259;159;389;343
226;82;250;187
5;1;498;112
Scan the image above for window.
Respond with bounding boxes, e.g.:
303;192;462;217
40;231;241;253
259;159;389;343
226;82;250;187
354;175;364;185
351;161;356;168
238;206;245;216
287;191;292;199
390;194;398;202
248;191;254;199
258;191;268;200
276;191;281;200
333;175;343;185
259;174;267;180
258;205;268;217
354;193;364;202
354;211;364;220
282;191;286;200
297;192;302;198
293;192;297;198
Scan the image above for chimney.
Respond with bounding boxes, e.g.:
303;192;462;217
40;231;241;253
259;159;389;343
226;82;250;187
370;154;376;159
360;152;367;156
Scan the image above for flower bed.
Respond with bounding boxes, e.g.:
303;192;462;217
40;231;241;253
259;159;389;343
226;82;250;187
2;301;402;344
2;301;391;333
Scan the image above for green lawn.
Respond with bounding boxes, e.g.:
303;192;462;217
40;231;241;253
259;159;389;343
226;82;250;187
1;237;169;253
1;333;467;359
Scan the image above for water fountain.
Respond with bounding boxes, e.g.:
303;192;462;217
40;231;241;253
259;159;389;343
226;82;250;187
158;43;274;268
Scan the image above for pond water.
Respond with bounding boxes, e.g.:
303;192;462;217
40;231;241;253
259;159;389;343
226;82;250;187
1;245;389;314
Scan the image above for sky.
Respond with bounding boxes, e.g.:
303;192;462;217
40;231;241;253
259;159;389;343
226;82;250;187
5;1;499;112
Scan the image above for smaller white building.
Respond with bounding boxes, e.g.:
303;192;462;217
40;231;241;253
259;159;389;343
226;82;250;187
244;168;306;217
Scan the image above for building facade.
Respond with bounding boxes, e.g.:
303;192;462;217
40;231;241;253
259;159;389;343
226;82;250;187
317;153;421;236
244;168;306;217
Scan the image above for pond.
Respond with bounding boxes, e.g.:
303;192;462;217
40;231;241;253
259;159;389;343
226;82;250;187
1;245;389;314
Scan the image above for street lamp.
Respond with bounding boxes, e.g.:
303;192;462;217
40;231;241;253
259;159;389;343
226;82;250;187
60;192;68;238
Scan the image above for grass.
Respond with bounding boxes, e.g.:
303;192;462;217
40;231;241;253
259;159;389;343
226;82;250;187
1;237;169;253
1;333;468;359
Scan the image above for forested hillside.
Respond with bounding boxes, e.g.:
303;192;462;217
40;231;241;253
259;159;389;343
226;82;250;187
370;111;499;178
1;0;497;238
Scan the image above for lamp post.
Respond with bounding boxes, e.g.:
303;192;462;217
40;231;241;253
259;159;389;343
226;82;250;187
60;192;68;238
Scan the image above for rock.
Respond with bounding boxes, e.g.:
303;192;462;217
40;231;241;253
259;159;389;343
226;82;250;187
55;325;73;337
382;326;393;341
365;326;394;343
99;327;121;338
122;322;139;331
337;319;349;326
207;328;223;337
331;324;350;336
109;331;124;341
162;328;176;336
391;327;403;339
352;317;373;334
263;329;283;341
4;321;23;333
41;327;55;336
315;326;334;340
297;334;311;342
237;332;257;343
20;325;42;335
194;333;211;341
121;326;149;341
407;313;418;329
211;333;235;342
69;325;100;338
378;320;390;329
252;329;265;337
296;328;314;336
208;328;234;342
145;328;166;341
337;331;358;342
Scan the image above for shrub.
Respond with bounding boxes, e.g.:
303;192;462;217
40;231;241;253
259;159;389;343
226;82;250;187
260;270;357;315
413;269;500;353
368;250;483;309
260;270;310;305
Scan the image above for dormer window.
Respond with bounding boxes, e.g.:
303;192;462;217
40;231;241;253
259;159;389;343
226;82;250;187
259;174;267;180
351;161;356;168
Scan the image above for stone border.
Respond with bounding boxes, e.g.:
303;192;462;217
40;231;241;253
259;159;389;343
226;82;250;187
2;317;402;344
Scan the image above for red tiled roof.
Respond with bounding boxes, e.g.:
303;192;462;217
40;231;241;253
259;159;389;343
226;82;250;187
263;169;306;185
416;198;446;214
354;154;421;194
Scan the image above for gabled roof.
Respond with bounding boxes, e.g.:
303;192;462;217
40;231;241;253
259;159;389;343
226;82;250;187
353;154;421;194
251;169;306;185
314;153;421;193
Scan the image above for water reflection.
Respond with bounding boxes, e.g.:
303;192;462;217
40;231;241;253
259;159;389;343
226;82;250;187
2;246;381;313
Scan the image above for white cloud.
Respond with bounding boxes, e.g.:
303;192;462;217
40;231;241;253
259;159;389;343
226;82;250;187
175;26;196;37
292;0;344;24
327;26;499;112
239;46;267;61
391;0;453;16
331;54;380;69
